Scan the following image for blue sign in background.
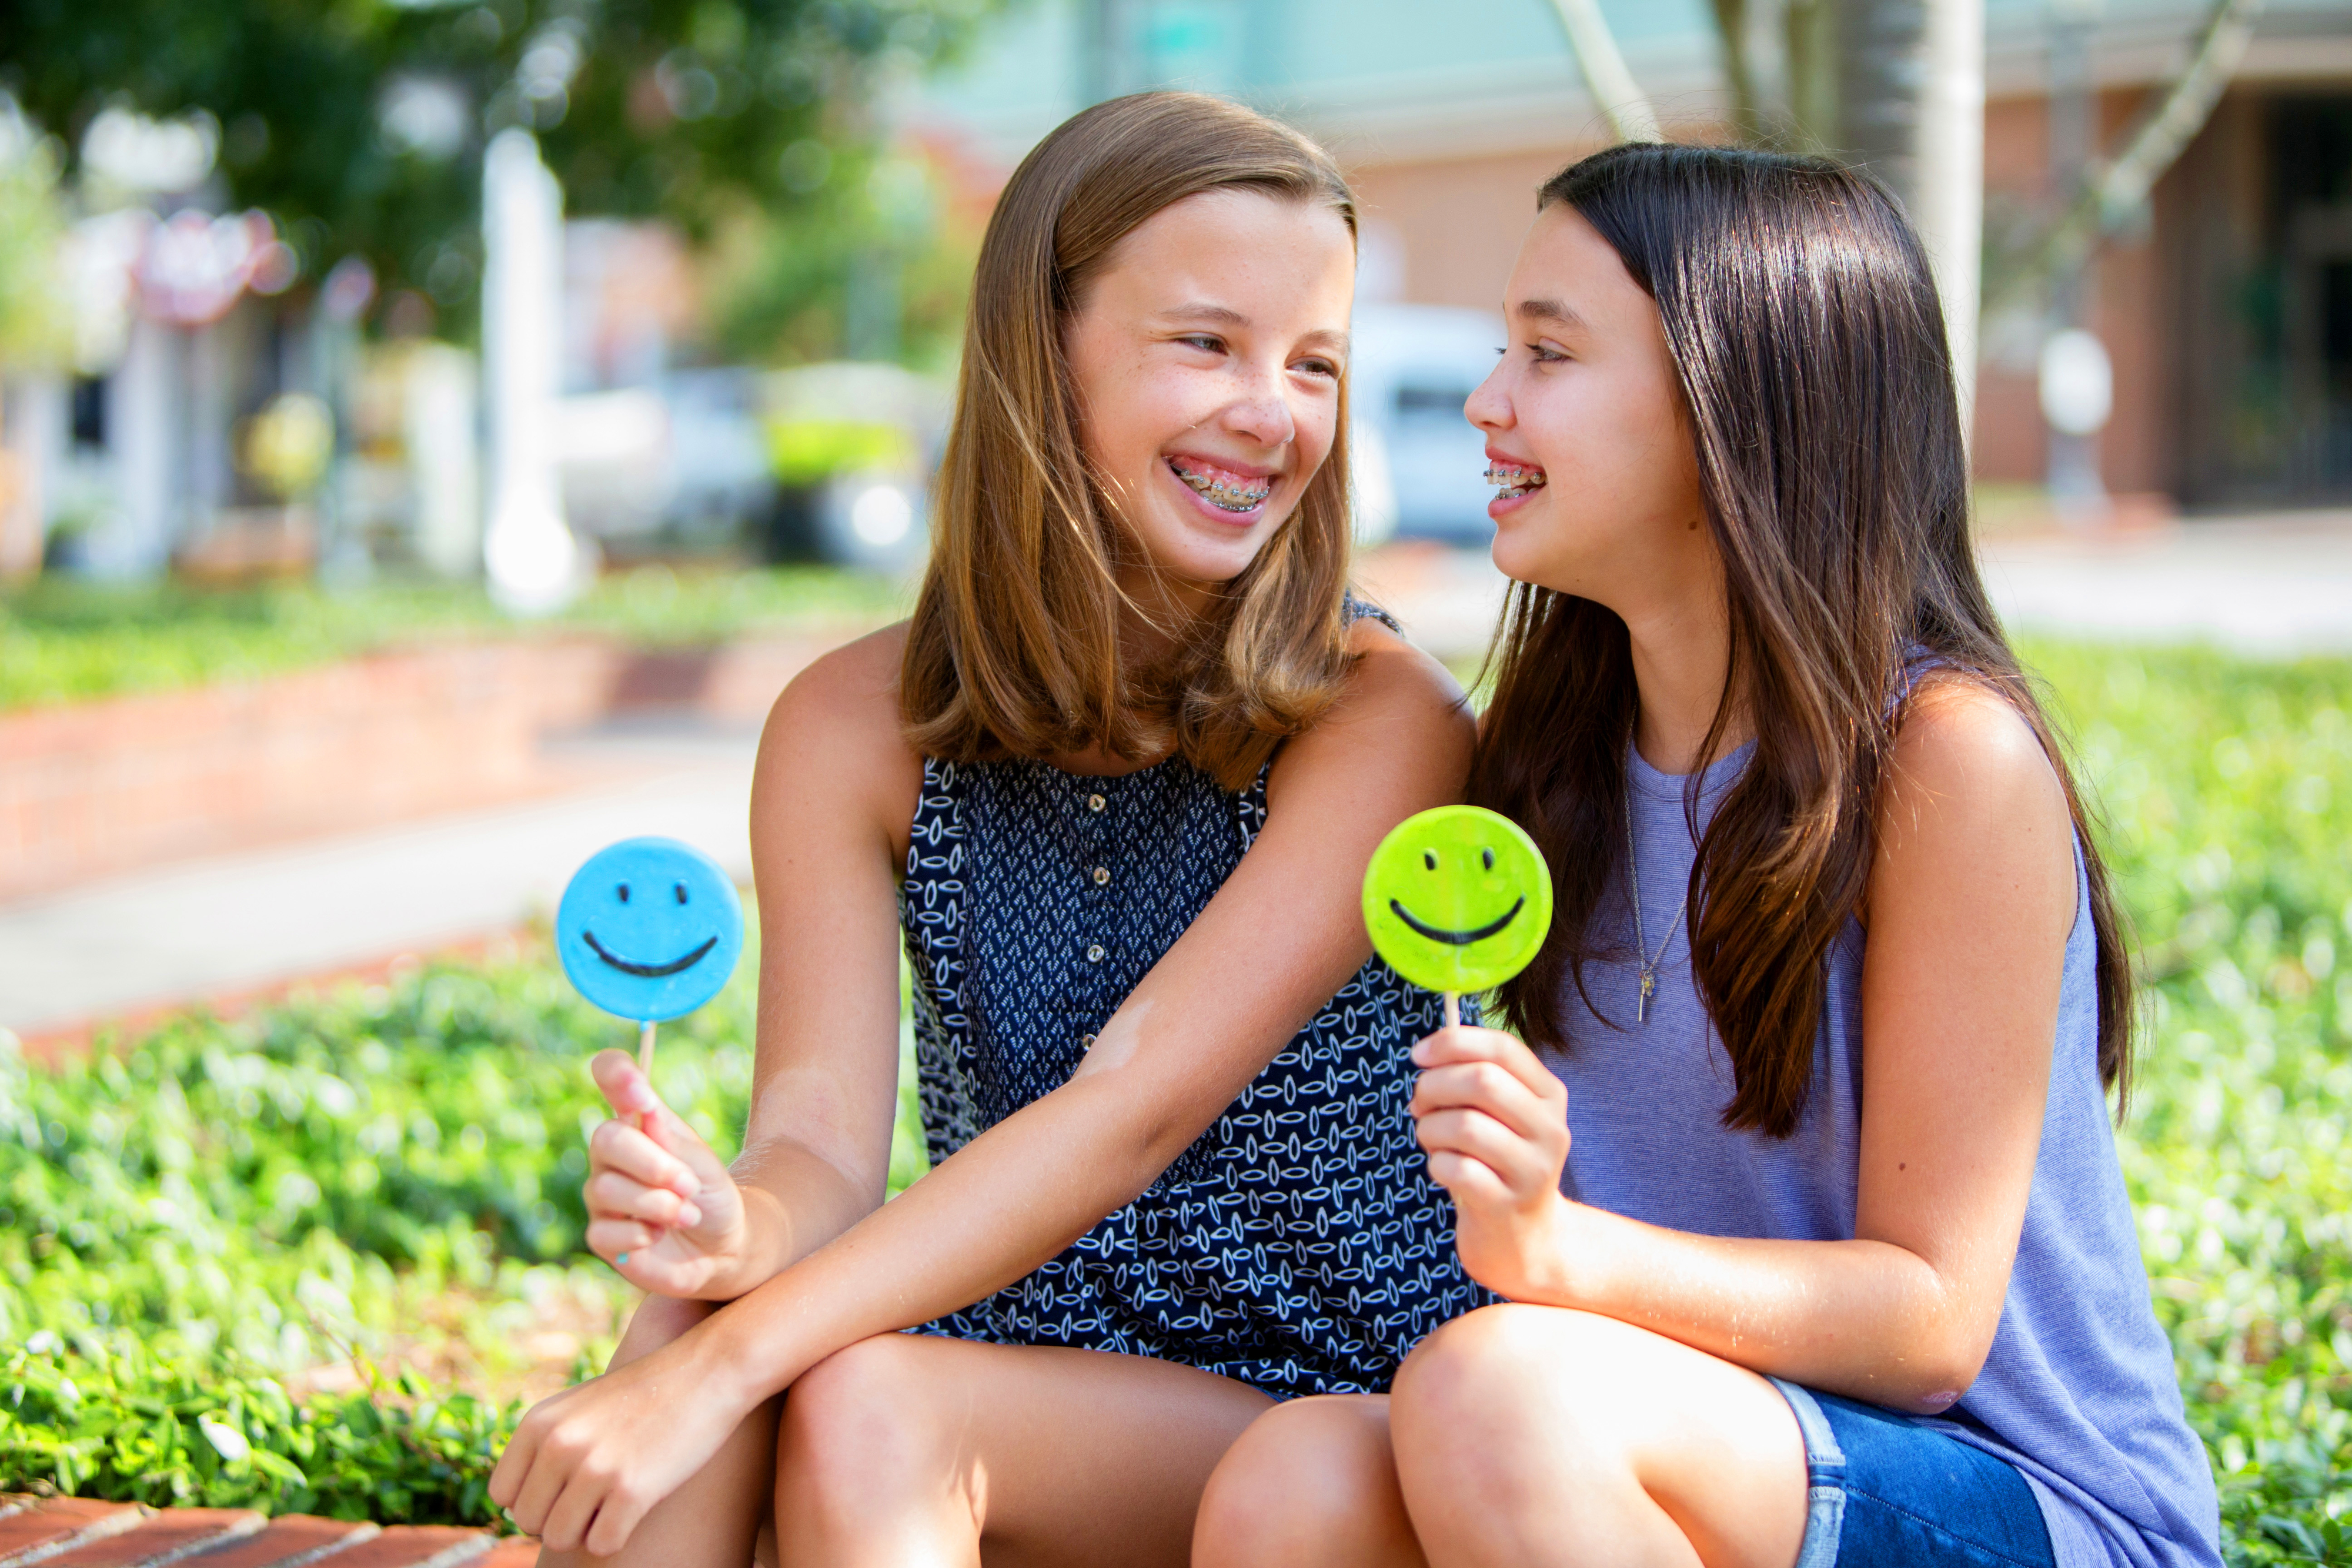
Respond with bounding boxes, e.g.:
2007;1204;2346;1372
555;837;744;1024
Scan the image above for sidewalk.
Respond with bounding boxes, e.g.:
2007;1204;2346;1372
1976;510;2352;654
1;721;758;1041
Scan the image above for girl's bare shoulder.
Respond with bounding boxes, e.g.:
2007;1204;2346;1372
1885;672;2066;826
1267;611;1474;809
768;621;911;734
754;622;922;842
1336;610;1475;740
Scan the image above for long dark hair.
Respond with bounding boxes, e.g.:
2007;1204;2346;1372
1469;143;2133;1136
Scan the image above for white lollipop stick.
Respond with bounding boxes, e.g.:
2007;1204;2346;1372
637;1019;657;1132
1444;993;1460;1029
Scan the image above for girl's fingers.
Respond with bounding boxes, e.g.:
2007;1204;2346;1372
590;1047;663;1115
1412;1025;1562;1099
584;1172;702;1229
586;1487;649;1559
487;1410;537;1510
1410;1059;1562;1145
536;1475;604;1556
1424;1148;1512;1207
1415;1106;1556;1193
587;1118;698;1197
502;1416;576;1539
586;1218;656;1259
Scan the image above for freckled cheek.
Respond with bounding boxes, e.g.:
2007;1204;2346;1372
1085;386;1187;487
1292;406;1338;482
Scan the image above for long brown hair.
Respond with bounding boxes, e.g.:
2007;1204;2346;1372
1469;143;2133;1136
900;92;1360;790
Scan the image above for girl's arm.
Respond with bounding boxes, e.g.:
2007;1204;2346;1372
566;627;922;1305
492;625;1475;1553
1412;680;2077;1414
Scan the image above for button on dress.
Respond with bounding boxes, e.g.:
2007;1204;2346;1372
900;746;1488;1397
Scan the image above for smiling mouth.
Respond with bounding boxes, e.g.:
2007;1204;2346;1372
1484;460;1547;499
1168;456;1273;513
1389;897;1525;946
583;931;717;977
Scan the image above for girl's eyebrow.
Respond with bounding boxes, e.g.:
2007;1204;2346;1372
1513;297;1588;332
1158;302;1251;329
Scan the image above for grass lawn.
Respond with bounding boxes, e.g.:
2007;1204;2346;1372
1;635;2346;1560
0;566;913;713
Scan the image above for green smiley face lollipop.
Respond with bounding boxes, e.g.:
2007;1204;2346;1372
1363;805;1554;995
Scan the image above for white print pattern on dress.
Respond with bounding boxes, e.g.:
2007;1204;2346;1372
900;741;1491;1399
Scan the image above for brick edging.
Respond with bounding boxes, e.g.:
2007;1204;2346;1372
0;1497;537;1568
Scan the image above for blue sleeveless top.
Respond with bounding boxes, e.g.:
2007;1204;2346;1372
898;733;1488;1397
1544;741;2220;1568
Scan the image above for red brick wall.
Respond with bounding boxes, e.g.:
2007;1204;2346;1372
0;627;861;901
1973;86;2173;496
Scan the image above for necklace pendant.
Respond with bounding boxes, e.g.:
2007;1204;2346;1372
1638;969;1655;1024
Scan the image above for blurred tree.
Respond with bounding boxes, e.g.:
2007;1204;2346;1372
704;138;980;370
0;109;70;579
0;111;69;368
0;0;991;327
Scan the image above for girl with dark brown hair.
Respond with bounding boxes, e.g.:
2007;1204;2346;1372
489;92;1487;1567
1193;144;2220;1568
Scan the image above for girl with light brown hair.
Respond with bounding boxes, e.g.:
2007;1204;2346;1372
490;91;1486;1567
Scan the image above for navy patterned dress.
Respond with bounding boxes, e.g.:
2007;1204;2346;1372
899;713;1488;1398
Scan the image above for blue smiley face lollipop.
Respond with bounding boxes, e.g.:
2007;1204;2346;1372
556;837;744;1024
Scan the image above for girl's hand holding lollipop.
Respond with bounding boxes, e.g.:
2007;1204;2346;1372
1362;805;1567;1297
556;837;753;1299
580;1051;750;1299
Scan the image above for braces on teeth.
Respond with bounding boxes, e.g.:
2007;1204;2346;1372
1171;459;1272;513
1485;462;1547;496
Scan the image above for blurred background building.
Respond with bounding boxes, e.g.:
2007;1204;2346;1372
907;0;2352;516
1;0;2348;591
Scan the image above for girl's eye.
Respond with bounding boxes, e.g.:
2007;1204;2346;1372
1294;357;1339;379
1178;335;1224;353
1528;342;1566;363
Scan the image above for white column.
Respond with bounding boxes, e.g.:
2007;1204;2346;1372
482;128;583;614
1915;0;1985;436
0;374;65;579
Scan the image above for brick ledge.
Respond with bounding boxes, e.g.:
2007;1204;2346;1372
0;1497;535;1568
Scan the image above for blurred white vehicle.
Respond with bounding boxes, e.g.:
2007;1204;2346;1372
760;361;950;574
1349;304;1505;544
555;367;776;554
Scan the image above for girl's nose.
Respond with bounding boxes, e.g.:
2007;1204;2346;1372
1220;377;1297;449
1465;361;1512;432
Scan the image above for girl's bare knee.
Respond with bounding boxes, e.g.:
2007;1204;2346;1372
777;1334;950;1520
1194;1396;1411;1568
1392;1306;1638;1493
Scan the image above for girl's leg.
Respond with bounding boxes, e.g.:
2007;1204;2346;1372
775;1332;1273;1568
1388;1304;1809;1568
1191;1395;1426;1568
534;1294;780;1568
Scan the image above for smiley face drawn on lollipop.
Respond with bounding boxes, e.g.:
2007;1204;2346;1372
557;837;745;1023
1362;806;1553;995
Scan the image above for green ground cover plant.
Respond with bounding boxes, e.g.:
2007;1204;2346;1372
0;935;928;1523
1;636;2346;1559
0;566;910;713
2022;639;2352;1564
